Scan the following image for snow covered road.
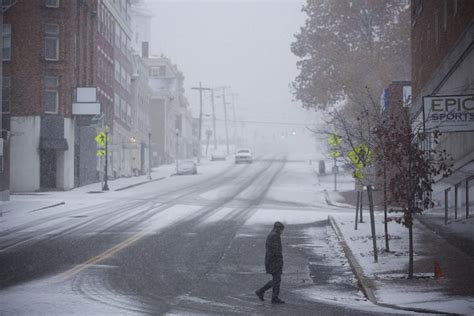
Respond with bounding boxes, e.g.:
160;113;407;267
0;157;408;315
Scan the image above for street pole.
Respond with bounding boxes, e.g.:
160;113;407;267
175;129;179;174
191;83;211;163
102;130;109;191
198;82;203;163
222;87;230;155
211;89;217;149
334;156;337;191
148;130;152;180
230;93;237;148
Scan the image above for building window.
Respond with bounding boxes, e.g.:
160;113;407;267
127;104;131;125
114;93;120;117
149;66;166;77
2;24;11;61
115;61;120;81
45;24;59;60
2;77;10;113
121;65;126;87
159;66;166;76
434;13;439;45
115;26;121;48
44;76;59;113
126;73;131;91
45;0;59;8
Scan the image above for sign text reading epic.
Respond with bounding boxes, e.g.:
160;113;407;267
423;95;474;132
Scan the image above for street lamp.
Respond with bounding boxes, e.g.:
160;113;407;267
148;129;152;180
102;126;110;191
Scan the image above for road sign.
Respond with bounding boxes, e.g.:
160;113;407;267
330;150;341;158
95;131;107;147
348;144;372;180
96;149;106;157
327;133;342;147
348;144;372;169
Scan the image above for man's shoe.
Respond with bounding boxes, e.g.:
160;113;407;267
255;290;264;301
271;297;285;304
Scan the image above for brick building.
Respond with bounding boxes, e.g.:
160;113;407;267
3;0;78;191
2;0;141;192
410;0;474;218
377;81;412;201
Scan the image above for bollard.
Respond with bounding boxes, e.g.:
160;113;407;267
434;260;444;279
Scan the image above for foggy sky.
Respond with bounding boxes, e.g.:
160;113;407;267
144;0;319;154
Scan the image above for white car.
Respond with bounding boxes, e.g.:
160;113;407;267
235;149;253;164
177;160;197;175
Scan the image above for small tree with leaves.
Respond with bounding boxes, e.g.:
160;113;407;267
374;111;452;279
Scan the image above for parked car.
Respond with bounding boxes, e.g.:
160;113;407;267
177;160;197;175
211;149;226;161
235;148;253;164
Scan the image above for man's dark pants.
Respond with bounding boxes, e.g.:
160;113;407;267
258;273;281;298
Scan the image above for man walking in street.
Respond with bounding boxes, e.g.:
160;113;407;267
255;221;285;304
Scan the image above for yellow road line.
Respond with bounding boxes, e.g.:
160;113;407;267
55;232;145;281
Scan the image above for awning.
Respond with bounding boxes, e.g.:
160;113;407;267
40;137;69;151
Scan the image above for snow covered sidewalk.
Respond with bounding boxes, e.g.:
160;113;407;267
329;211;474;315
0;159;237;229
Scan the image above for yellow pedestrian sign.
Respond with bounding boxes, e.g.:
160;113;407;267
95;131;108;147
329;150;341;158
327;133;342;147
97;149;106;157
347;144;372;180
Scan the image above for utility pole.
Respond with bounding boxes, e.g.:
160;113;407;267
210;89;217;149
175;129;179;174
221;87;230;155
230;93;237;148
102;128;109;191
191;82;211;163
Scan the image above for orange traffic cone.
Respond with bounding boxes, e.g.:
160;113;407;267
434;260;444;279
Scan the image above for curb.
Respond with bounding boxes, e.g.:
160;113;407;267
328;215;461;315
328;215;377;303
114;177;166;191
323;189;354;209
29;202;66;213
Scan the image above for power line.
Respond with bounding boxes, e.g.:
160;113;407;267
209;117;312;127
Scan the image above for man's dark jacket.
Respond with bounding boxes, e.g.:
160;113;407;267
265;229;283;275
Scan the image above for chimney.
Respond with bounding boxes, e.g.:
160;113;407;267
142;42;149;58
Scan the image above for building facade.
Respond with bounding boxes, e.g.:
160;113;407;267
2;0;150;193
146;56;194;166
411;0;474;218
130;52;152;175
3;0;78;192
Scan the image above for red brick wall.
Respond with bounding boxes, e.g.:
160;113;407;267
3;0;79;117
411;0;474;100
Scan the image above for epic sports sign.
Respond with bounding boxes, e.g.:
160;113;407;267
423;95;474;132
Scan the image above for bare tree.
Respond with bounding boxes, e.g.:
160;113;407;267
375;110;453;278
